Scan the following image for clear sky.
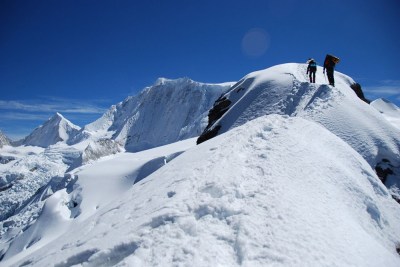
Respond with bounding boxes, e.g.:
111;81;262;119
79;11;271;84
1;0;399;140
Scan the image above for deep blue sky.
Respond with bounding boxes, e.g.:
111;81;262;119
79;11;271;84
1;0;399;140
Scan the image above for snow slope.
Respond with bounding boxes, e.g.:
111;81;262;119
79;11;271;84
1;138;196;263
6;115;400;266
21;113;81;148
79;78;233;152
199;63;400;170
371;98;400;130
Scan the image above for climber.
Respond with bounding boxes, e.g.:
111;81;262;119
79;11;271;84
323;54;340;87
306;58;317;83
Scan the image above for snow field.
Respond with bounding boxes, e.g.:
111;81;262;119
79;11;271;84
11;115;400;266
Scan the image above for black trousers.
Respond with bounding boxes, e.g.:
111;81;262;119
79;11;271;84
326;68;335;86
308;71;316;83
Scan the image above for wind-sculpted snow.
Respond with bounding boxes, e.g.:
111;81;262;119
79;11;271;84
7;115;400;266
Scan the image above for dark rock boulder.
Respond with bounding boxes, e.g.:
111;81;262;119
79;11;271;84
197;96;231;144
350;83;370;104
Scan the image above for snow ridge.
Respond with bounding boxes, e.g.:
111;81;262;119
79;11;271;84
6;115;400;266
199;63;400;171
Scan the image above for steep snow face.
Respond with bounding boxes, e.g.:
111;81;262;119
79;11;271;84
0;131;10;148
22;113;81;148
371;98;400;130
199;63;400;167
85;78;232;152
7;115;400;266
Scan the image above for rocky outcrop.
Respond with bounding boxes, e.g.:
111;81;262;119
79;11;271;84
350;83;370;104
197;96;231;144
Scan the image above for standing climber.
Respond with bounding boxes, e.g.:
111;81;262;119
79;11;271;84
323;54;340;86
306;58;317;83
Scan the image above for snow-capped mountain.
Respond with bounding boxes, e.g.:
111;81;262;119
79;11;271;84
21;113;81;148
198;63;400;185
371;98;400;130
1;64;400;266
0;131;10;148
79;78;233;152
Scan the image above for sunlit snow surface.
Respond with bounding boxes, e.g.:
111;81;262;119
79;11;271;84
4;115;400;267
371;98;400;130
1;63;400;266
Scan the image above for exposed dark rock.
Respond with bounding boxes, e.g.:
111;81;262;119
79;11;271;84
375;159;394;184
207;97;231;127
197;125;221;145
392;195;400;204
197;95;231;144
350;83;370;104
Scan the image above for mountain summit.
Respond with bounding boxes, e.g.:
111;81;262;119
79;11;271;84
21;113;81;147
198;63;400;181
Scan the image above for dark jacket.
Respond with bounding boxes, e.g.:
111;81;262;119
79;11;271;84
307;60;317;74
323;56;336;71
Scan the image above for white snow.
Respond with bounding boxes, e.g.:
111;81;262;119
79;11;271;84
82;78;233;152
203;63;400;167
4;115;400;267
371;98;400;130
21;113;81;148
1;138;196;263
1;63;400;266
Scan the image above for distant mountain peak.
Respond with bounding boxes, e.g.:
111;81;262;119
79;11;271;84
0;130;11;148
22;113;81;147
81;78;233;152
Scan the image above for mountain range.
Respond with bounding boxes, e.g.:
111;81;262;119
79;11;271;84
0;63;399;266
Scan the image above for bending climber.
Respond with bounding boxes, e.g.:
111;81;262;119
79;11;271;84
323;54;340;87
306;58;317;83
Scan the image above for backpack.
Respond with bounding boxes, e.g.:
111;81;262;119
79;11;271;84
326;54;340;64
